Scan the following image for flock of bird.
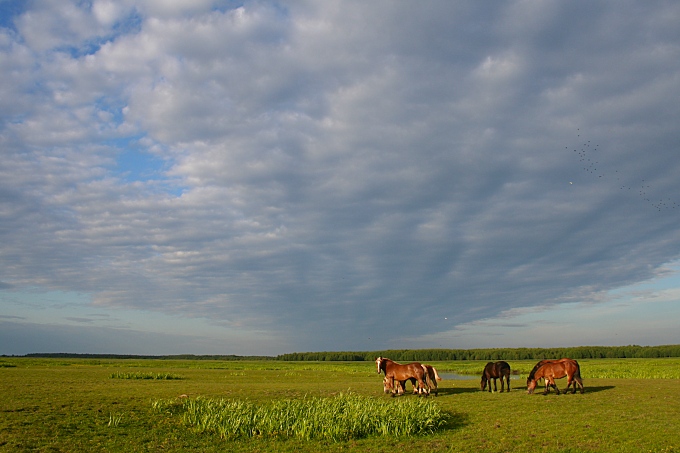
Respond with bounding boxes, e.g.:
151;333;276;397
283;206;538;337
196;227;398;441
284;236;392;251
570;129;677;212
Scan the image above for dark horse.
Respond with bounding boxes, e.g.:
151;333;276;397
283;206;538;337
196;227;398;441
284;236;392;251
376;357;429;395
383;364;442;396
481;361;511;392
526;358;584;395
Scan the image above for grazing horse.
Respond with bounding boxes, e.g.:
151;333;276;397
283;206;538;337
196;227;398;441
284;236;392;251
383;364;442;396
481;361;511;392
376;357;429;396
526;358;584;395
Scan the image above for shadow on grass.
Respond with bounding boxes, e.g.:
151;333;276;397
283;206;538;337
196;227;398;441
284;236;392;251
441;411;470;431
432;387;479;396
531;385;615;395
579;385;615;394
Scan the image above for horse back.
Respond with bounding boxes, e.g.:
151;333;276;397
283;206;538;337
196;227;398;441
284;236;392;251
387;361;425;381
539;360;578;379
530;358;577;380
497;361;511;375
485;361;510;378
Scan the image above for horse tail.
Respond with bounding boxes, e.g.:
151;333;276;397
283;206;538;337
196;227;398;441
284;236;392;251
431;366;442;381
573;360;582;379
421;364;431;386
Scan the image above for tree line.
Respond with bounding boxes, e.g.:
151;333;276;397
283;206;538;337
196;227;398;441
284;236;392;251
13;344;680;362
275;344;680;362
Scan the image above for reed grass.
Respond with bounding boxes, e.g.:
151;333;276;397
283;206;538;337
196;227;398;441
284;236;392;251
153;393;447;441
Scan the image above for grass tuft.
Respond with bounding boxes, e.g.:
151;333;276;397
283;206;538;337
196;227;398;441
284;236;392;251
107;412;124;427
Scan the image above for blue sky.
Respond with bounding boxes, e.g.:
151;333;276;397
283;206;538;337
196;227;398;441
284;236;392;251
1;0;680;356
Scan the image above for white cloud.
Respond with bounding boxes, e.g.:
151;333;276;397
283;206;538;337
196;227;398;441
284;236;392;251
92;0;129;26
15;0;103;52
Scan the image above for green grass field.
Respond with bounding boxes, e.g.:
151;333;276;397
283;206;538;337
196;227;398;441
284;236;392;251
1;357;679;452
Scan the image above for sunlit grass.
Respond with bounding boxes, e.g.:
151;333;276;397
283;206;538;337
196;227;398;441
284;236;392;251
2;357;680;452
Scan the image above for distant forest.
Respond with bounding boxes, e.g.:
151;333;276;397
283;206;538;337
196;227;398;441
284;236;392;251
277;345;680;361
11;344;680;361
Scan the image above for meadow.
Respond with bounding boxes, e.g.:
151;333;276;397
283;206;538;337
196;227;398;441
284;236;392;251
1;357;679;452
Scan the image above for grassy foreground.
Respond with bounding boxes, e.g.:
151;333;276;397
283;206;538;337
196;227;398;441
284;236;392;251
1;357;679;452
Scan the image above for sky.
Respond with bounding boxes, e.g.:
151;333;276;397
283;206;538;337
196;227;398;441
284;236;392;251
2;0;680;356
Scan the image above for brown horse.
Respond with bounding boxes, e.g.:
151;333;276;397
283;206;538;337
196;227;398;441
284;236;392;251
383;364;442;396
376;357;429;396
526;358;584;394
527;358;583;394
481;361;511;392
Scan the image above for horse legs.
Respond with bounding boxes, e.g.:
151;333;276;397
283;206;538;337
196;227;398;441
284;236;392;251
565;373;584;394
388;375;404;397
574;376;584;394
506;374;511;392
408;377;418;395
543;377;559;395
417;376;429;396
551;377;561;395
383;375;404;395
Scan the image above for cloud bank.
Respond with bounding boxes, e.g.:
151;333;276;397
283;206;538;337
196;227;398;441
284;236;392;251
2;1;680;354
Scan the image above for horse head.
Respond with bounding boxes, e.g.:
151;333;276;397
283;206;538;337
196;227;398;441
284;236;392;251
526;377;537;394
375;356;384;374
382;375;393;393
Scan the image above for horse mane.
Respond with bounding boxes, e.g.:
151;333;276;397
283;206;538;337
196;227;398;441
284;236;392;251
528;360;547;381
377;356;392;374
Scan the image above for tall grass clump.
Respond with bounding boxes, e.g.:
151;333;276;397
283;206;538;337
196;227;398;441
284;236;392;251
153;393;447;441
109;371;184;380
